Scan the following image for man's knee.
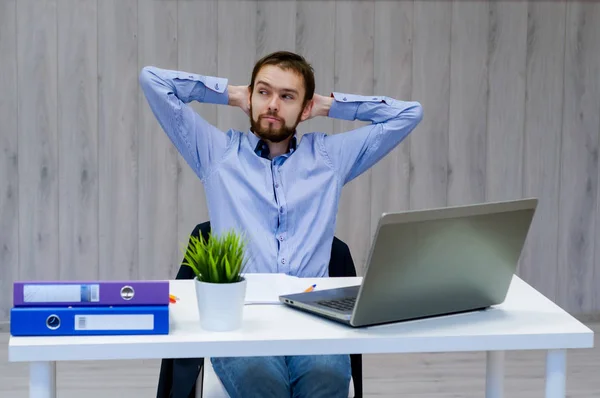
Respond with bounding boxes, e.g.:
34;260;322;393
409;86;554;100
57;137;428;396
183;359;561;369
304;355;350;379
289;354;351;393
211;356;290;397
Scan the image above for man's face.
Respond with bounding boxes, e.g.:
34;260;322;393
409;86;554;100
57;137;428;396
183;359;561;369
248;65;312;143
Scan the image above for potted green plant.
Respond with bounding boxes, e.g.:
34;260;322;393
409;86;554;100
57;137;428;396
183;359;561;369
181;228;249;331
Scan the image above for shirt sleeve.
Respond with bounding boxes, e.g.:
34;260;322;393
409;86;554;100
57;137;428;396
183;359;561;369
139;66;231;180
320;92;423;185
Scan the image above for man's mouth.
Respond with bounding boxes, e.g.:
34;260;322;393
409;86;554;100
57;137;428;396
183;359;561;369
262;116;281;123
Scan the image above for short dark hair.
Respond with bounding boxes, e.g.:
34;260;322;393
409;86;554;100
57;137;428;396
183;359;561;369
249;51;315;106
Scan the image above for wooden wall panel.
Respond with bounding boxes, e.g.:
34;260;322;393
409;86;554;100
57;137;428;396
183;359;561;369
57;0;99;280
16;0;59;281
558;1;600;313
295;0;335;140
447;1;489;206
520;0;566;302
370;0;413;237
0;0;18;321
257;0;296;56
217;0;257;134
333;0;375;272
98;0;139;280
3;0;600;319
485;1;528;202
137;0;179;279
410;1;451;211
176;0;217;262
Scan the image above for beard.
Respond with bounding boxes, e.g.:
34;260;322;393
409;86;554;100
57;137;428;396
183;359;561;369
249;105;302;143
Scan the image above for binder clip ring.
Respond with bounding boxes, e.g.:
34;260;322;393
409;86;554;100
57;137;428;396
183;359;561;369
46;314;61;330
120;286;135;300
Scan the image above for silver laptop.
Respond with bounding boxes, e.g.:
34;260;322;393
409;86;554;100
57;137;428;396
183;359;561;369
279;198;538;327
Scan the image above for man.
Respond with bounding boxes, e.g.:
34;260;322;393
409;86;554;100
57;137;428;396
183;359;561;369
140;51;422;398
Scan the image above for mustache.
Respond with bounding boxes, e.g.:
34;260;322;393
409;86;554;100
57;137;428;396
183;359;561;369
260;111;282;122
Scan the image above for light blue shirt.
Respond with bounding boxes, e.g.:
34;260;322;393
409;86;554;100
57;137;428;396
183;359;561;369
139;66;423;277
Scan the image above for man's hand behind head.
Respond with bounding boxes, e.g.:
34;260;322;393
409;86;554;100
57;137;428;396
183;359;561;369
228;85;251;116
304;93;333;121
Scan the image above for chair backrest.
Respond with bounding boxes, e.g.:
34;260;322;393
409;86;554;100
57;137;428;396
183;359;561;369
178;221;357;278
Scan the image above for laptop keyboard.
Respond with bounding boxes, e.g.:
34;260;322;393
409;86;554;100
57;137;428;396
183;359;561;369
316;297;356;312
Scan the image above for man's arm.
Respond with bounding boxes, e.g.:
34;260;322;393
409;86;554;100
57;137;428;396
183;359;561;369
139;66;244;180
318;92;423;185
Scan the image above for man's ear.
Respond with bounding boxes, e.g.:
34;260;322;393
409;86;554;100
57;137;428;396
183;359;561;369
300;99;314;122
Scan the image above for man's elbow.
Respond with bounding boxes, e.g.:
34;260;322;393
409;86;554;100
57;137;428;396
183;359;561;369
410;101;424;125
138;66;155;89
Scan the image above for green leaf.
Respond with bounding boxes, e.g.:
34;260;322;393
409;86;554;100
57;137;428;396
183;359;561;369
178;227;248;283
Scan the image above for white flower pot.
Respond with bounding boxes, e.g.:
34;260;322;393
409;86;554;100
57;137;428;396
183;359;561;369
194;276;247;331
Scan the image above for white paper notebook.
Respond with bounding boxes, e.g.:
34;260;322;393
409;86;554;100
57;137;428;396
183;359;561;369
243;273;313;305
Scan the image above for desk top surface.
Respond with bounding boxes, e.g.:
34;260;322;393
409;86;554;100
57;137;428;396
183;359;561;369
8;275;594;362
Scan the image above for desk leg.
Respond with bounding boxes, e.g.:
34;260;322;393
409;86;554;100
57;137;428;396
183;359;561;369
30;361;56;398
545;349;566;398
485;350;505;398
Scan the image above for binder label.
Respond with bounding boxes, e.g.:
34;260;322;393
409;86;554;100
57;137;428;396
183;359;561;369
74;314;154;331
23;284;100;303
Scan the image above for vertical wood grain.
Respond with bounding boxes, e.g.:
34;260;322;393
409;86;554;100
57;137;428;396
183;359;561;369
520;1;566;302
295;0;335;139
98;0;139;280
255;0;297;136
4;0;600;321
447;1;488;206
176;0;218;264
256;0;296;56
137;0;179;280
0;0;18;321
217;0;257;134
17;0;59;281
57;0;98;280
333;0;374;273
596;25;600;315
410;1;451;211
559;1;600;313
485;1;528;202
370;0;413;237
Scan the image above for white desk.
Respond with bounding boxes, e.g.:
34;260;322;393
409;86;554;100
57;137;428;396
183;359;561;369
8;275;594;398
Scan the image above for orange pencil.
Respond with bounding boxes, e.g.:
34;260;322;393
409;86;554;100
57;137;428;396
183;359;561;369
304;284;317;293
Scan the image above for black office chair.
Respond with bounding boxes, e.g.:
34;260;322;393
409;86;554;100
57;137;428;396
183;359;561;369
157;221;363;398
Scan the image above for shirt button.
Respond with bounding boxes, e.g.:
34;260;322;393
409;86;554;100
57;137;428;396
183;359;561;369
281;258;285;264
279;207;284;213
279;236;284;241
275;183;279;188
215;83;219;90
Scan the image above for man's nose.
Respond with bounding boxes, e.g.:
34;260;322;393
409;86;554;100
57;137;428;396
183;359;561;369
268;96;279;111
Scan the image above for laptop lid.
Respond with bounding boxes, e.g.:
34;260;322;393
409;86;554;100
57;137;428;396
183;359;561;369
349;198;538;327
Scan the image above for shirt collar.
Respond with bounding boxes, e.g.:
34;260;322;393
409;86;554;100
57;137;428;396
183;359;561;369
248;130;297;160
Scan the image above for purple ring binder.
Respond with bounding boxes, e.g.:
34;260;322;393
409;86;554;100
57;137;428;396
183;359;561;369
13;280;170;307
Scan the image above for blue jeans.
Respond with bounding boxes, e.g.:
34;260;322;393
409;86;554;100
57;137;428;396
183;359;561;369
210;355;351;398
